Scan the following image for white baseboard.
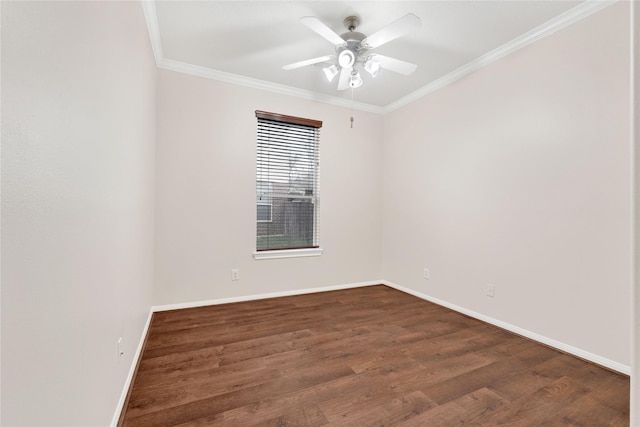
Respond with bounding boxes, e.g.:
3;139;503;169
151;280;380;312
110;310;154;427
381;280;630;375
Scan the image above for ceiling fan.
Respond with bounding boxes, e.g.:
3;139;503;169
283;13;422;91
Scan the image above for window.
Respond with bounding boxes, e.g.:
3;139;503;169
255;110;322;257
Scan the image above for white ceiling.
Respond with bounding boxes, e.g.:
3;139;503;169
146;1;611;113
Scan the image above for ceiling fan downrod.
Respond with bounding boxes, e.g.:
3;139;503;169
343;16;360;32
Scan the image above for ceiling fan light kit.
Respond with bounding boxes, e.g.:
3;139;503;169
364;58;381;78
349;71;363;88
283;13;422;91
323;65;339;82
338;49;356;68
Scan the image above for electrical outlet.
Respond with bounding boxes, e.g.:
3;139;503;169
423;268;430;279
486;284;495;298
117;337;124;363
231;269;239;281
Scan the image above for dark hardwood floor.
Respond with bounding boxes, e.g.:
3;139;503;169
120;285;629;426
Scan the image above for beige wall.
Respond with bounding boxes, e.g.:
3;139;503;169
382;2;632;367
1;2;156;425
153;69;384;305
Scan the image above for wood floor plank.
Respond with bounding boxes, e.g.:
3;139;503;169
375;391;439;425
419;340;559;405
398;387;509;427
543;394;625;426
247;405;329;427
120;285;629;426
125;362;355;426
171;413;225;426
479;376;592;426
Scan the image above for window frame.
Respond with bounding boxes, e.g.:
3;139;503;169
254;110;323;260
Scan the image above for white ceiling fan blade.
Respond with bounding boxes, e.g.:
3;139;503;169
336;67;351;91
300;17;346;47
373;54;418;76
362;13;421;49
283;55;335;70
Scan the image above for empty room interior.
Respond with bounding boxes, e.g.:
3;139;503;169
2;1;640;426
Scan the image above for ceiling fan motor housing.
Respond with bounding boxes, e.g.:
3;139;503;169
337;31;366;68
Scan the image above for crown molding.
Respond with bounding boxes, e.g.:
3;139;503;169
157;58;386;114
142;0;616;115
383;0;617;113
141;0;162;66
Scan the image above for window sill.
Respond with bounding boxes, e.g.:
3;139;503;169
253;247;323;260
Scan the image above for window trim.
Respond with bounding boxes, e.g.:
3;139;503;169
253;247;323;260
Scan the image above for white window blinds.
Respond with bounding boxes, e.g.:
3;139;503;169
256;111;321;251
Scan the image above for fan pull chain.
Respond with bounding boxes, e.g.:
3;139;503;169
350;88;355;129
